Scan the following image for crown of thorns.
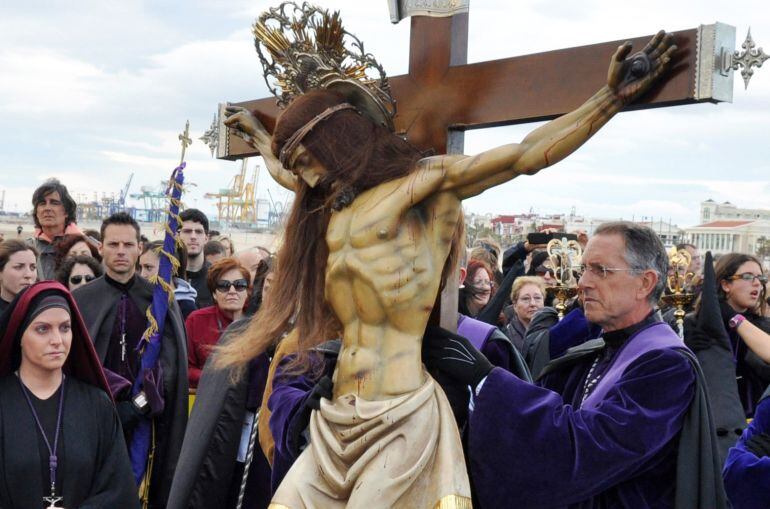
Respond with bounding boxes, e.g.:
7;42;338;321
253;1;396;131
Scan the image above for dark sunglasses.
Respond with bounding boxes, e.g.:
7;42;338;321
215;278;249;293
70;274;96;285
534;265;554;277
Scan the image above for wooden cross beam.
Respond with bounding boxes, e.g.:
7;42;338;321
217;17;736;160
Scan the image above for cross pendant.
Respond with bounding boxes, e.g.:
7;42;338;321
121;333;127;362
43;494;64;508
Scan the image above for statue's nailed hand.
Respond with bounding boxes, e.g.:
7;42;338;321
607;30;676;105
223;105;270;149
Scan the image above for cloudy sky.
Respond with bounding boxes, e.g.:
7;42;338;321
1;0;768;228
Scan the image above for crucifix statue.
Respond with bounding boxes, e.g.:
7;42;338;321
211;2;710;507
212;6;752;336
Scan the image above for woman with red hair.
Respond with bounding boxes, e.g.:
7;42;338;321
185;258;251;388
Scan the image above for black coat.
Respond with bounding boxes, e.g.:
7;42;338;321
73;275;188;509
167;319;272;509
0;375;140;509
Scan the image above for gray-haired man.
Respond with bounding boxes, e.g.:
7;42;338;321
424;221;726;508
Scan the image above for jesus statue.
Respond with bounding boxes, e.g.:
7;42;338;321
217;3;675;507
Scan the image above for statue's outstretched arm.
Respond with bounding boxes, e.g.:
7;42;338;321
223;105;298;192
445;31;676;199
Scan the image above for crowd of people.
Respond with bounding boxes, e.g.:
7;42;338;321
1;175;770;508
0;179;275;508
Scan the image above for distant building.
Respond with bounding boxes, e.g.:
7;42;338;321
683;220;770;257
634;220;684;248
481;210;683;247
700;199;770;223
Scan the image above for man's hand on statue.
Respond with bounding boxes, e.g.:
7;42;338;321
606;30;676;105
306;376;333;411
746;432;770;458
223;105;271;149
422;326;493;389
286;376;333;458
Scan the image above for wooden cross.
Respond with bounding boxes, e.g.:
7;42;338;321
218;16;736;159
217;10;738;328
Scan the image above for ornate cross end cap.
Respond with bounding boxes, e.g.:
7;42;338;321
726;28;769;89
388;0;470;24
199;115;219;158
252;1;396;131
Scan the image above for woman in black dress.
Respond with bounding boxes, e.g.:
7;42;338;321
0;281;139;508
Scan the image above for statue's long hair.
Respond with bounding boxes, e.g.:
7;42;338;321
215;90;425;376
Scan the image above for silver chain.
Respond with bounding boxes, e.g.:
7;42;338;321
580;355;602;404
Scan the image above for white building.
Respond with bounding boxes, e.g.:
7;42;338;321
682;220;770;256
700;199;770;223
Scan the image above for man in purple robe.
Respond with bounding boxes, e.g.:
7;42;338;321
424;221;726;508
723;386;770;508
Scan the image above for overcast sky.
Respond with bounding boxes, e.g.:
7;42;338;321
1;0;768;228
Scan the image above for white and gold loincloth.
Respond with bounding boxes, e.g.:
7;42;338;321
269;373;472;509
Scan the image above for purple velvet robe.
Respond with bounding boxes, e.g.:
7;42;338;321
468;323;696;508
723;394;770;509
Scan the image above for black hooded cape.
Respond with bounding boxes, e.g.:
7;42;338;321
0;281;139;509
683;251;746;464
166;318;272;509
73;274;188;508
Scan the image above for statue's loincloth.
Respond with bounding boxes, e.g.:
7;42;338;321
269;373;472;509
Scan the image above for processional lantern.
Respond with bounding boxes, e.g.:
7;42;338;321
660;247;697;337
545;237;583;320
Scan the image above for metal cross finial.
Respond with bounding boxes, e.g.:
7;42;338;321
199;115;219;158
729;28;769;89
178;120;192;165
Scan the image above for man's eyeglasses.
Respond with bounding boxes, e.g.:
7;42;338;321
215;279;249;293
728;273;769;284
580;263;640;279
70;274;96;285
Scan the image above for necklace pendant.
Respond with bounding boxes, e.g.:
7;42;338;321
121;333;127;362
43;495;64;508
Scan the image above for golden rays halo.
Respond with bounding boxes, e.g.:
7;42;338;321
253;1;396;131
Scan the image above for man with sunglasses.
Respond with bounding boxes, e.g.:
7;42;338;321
424;221;726;508
73;212;189;509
